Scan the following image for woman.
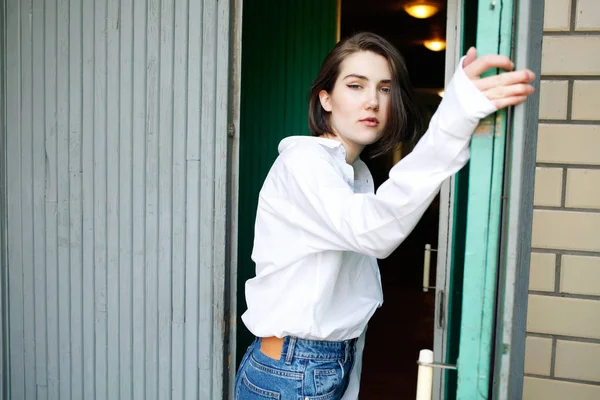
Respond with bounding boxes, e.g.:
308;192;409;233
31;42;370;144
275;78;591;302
235;32;535;399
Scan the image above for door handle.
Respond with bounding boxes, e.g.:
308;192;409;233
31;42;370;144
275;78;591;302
422;244;437;292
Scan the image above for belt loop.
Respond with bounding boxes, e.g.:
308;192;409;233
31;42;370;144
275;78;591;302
344;341;350;363
285;337;297;365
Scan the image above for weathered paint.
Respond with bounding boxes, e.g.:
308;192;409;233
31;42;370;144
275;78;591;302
456;0;514;398
492;1;543;399
3;0;231;399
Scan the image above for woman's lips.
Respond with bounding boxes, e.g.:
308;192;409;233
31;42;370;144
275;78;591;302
360;118;379;127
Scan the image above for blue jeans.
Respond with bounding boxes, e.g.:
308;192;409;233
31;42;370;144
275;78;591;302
234;337;357;399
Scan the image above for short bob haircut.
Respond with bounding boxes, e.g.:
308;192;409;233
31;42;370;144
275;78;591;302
308;32;423;158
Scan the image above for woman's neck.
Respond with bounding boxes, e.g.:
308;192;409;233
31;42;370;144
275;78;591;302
322;133;364;164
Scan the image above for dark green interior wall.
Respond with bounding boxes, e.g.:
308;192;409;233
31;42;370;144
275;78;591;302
236;0;337;364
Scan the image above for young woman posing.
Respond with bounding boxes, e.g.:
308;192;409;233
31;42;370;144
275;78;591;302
235;32;536;400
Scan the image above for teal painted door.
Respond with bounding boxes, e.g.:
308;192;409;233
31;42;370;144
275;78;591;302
237;0;338;363
441;0;542;399
455;0;514;395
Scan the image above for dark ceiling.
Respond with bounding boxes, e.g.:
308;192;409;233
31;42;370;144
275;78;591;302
341;0;448;89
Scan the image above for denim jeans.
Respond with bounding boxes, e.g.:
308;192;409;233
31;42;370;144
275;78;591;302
234;337;357;400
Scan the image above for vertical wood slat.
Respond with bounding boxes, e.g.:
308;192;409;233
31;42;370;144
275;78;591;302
3;0;232;399
93;0;108;398
20;0;36;397
199;0;217;395
81;0;96;397
69;0;84;397
184;0;202;397
145;0;160;397
57;0;72;397
171;0;190;397
158;0;175;398
44;0;60;397
132;0;148;397
119;0;135;399
6;0;24;398
212;0;232;396
107;0;122;398
32;0;49;397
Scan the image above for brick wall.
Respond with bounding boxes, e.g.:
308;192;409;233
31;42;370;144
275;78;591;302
523;0;600;398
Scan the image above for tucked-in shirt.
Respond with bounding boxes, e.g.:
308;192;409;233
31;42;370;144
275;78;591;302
241;57;497;399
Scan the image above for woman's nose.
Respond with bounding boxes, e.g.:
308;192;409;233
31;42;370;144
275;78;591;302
366;93;379;110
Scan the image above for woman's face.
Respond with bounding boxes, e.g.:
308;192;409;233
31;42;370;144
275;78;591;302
319;51;392;156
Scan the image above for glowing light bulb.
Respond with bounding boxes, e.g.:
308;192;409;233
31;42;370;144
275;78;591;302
423;39;446;52
403;2;440;19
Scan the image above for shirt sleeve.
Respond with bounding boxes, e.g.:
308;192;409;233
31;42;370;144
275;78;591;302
280;57;497;259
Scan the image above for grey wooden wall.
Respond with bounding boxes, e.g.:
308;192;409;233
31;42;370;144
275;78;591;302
3;0;232;398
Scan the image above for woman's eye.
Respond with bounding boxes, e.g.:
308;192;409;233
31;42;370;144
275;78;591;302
347;84;361;90
380;87;391;93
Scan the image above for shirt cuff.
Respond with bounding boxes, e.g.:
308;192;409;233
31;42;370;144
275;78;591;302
436;56;498;139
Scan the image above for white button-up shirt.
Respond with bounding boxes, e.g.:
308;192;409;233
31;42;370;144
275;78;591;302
241;58;497;398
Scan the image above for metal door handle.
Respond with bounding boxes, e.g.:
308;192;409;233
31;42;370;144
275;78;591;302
422;244;437;292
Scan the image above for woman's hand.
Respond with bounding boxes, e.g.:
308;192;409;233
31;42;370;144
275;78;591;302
462;47;536;110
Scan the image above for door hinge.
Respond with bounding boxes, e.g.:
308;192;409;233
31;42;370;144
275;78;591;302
228;123;235;137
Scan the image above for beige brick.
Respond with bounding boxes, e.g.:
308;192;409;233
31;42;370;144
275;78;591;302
544;0;572;30
537;124;600;165
524;336;553;375
555;340;600;382
576;0;600;31
530;252;556;292
541;36;600;75
523;377;600;400
572;81;600;120
527;295;600;339
561;255;600;295
532;210;600;252
534;167;563;206
566;169;600;209
539;81;569;120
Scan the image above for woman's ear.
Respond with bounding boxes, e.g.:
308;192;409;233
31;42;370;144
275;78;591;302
319;90;332;112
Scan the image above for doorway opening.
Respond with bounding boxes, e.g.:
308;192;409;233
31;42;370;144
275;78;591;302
340;1;448;398
235;0;451;398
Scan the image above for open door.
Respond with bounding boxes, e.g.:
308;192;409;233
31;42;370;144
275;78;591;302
433;0;543;399
236;0;339;364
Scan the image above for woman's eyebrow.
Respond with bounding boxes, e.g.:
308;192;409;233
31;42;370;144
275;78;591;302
343;74;391;84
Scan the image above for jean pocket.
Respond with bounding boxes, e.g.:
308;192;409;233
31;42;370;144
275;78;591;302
314;368;340;395
237;372;281;399
302;360;344;400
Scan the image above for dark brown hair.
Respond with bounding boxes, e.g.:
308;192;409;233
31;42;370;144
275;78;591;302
308;32;423;158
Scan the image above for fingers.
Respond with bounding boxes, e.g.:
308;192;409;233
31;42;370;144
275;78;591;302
474;69;536;91
484;83;535;101
462;47;478;68
463;54;514;79
492;95;529;110
461;49;537;110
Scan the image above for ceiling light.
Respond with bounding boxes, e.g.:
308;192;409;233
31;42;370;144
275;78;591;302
403;1;440;19
423;39;446;52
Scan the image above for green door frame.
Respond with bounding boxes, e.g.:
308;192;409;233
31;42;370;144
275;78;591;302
439;0;543;399
456;0;515;396
492;1;543;398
